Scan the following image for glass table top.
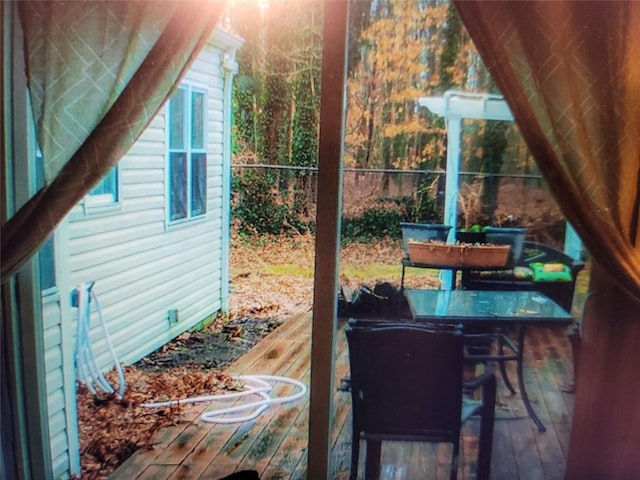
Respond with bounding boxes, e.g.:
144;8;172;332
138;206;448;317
405;289;573;324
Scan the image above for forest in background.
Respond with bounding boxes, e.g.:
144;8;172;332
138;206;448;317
225;0;563;243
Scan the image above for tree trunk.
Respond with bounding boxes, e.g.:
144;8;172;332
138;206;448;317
363;61;377;170
480;120;508;222
287;90;295;165
566;260;640;479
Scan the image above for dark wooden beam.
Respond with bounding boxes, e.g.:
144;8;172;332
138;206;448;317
307;1;349;478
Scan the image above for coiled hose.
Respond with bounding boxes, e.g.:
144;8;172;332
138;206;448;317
73;282;307;423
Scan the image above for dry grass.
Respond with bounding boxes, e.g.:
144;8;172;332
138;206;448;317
229;232;439;319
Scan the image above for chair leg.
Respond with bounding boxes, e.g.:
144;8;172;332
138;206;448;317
364;439;382;480
350;433;360;480
450;439;459;480
498;335;516;394
566;324;581;393
477;375;497;480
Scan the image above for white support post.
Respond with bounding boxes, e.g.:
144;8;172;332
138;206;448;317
564;223;584;260
440;116;462;289
418;91;515;290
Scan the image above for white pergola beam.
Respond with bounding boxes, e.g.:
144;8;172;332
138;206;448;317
418;90;514;121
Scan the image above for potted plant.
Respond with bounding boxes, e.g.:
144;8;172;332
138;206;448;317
456;181;487;244
455;224;487;244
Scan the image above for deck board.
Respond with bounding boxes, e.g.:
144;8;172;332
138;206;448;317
109;313;575;480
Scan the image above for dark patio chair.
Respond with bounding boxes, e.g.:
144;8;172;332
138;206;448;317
345;319;496;480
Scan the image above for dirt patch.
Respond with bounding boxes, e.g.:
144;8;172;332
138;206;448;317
135;318;282;372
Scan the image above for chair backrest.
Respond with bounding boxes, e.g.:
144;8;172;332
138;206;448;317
345;320;465;443
520;241;585;277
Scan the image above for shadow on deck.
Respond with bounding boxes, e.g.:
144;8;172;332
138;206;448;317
110;311;575;480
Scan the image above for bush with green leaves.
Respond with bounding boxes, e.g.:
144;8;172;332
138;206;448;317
232;171;440;241
341;208;404;243
341;193;439;243
232;171;311;236
404;181;441;224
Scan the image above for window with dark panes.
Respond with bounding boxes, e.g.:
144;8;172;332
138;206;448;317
168;85;207;222
88;167;118;205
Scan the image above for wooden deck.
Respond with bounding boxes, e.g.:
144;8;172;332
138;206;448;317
110;311;575;480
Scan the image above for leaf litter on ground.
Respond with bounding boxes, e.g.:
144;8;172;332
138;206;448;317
76;233;437;479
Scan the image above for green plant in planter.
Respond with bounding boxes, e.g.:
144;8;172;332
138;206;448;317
456;224;487;244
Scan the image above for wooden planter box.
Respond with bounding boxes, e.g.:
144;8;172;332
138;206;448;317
400;223;451;255
408;241;510;267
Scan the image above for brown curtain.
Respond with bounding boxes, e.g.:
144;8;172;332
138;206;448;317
454;0;640;300
1;0;225;283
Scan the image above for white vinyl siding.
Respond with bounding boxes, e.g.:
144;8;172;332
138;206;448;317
38;29;240;479
65;39;228;368
43;291;79;479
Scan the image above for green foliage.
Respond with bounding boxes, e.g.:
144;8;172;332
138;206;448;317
341;191;439;243
341;207;405;243
439;2;464;90
229;0;322;169
232;171;312;236
292;74;319;168
228;0;546;242
232;74;258;153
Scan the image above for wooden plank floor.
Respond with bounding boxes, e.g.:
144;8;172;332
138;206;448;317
110;312;576;480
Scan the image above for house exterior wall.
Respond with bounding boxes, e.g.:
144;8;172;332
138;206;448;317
39;28;243;478
43;292;75;479
65;38;230;367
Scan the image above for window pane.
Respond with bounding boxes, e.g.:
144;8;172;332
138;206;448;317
191;153;207;216
169;88;186;149
90;168;117;200
191;91;205;149
39;236;56;290
170;152;187;221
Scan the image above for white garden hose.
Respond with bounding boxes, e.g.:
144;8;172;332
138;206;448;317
74;281;126;399
74;282;307;423
141;374;308;423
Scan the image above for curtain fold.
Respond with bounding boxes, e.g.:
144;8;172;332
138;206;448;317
454;0;640;300
1;0;225;283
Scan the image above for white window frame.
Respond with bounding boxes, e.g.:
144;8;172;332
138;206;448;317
166;83;208;224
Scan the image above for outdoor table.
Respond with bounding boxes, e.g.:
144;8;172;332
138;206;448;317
404;288;574;432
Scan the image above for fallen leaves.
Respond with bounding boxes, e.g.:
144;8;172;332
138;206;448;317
76;367;242;479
